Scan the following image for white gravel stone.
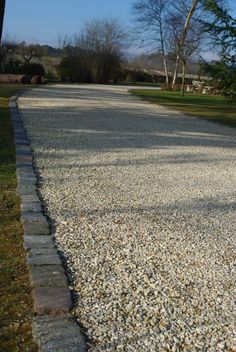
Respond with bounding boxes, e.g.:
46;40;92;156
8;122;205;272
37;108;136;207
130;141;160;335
19;84;236;351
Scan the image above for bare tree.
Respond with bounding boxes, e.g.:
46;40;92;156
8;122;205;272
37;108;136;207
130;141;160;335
0;0;5;43
132;0;170;87
181;26;203;95
0;39;16;71
17;42;43;64
58;18;127;83
55;33;72;52
83;18;126;55
76;18;126;82
132;0;222;89
169;0;227;88
167;7;205;93
170;0;200;88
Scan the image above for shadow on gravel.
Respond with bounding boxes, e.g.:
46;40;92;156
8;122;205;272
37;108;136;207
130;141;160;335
44;197;236;223
35;151;236;173
20;90;236;153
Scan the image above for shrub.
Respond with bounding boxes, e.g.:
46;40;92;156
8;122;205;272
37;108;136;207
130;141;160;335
31;75;43;84
58;49;123;84
2;59;21;74
58;55;93;83
19;63;45;76
44;71;58;82
94;52;121;83
201;60;236;101
21;75;33;84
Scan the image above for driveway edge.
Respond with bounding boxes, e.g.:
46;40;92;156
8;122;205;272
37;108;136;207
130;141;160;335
9;93;87;352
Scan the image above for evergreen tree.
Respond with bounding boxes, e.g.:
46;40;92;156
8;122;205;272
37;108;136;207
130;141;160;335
202;0;236;100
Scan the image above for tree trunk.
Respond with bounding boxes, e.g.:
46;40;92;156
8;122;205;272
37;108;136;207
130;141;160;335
171;0;199;89
163;53;169;88
0;0;6;43
181;60;186;97
172;51;180;90
159;18;169;88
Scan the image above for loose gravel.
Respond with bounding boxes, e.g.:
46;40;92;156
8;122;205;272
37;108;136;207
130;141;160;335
19;84;236;351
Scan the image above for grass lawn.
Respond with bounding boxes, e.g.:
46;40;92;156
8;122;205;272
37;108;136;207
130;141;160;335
119;82;161;87
130;89;236;128
0;84;38;351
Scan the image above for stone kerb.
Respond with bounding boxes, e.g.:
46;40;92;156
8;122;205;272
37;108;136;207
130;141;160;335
10;94;87;352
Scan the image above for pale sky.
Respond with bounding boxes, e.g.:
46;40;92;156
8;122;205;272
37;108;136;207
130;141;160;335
3;0;236;45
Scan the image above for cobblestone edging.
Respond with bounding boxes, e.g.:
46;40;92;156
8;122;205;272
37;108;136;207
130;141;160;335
9;94;87;352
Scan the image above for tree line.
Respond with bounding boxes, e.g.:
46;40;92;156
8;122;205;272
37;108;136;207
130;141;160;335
0;0;235;99
58;18;126;83
0;41;46;76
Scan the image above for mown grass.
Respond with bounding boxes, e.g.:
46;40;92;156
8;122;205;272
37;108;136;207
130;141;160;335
0;84;38;351
131;89;236;128
119;82;161;87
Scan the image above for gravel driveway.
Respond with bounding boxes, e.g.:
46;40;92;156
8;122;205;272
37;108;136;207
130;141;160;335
19;84;236;351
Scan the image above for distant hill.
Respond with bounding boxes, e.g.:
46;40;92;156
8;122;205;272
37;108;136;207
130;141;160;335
39;45;64;57
129;52;201;76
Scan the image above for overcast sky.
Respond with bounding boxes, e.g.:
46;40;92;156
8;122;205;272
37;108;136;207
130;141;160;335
3;0;236;46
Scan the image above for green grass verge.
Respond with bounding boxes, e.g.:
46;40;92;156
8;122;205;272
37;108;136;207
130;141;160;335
119;82;161;87
130;89;236;128
0;84;38;351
